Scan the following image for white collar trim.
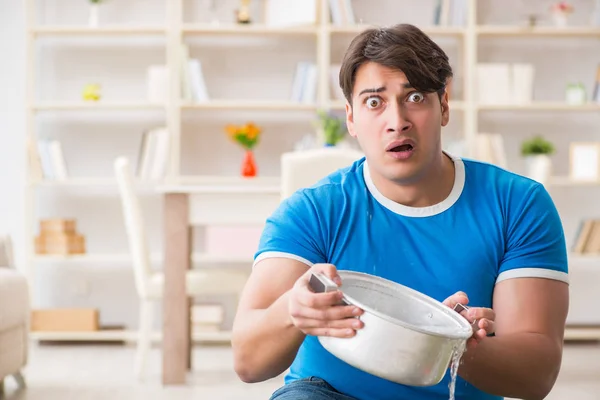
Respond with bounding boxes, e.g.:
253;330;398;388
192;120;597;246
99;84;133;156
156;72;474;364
362;153;465;217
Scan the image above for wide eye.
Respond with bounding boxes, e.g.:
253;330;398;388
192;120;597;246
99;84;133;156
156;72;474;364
407;92;425;103
365;96;382;109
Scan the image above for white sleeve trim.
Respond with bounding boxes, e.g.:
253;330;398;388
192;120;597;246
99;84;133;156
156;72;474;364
496;268;569;285
253;251;314;268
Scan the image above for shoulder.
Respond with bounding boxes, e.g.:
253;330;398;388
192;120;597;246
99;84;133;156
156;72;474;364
460;157;558;225
461;157;544;199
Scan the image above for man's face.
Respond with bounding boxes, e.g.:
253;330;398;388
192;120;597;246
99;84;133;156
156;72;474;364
346;62;449;184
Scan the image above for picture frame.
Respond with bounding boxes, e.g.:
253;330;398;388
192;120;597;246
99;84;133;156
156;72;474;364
569;142;600;182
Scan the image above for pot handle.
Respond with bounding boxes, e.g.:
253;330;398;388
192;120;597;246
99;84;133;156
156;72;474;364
453;303;480;334
309;273;351;306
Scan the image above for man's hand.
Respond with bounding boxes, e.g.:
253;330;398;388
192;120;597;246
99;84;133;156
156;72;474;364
288;264;364;338
443;291;496;350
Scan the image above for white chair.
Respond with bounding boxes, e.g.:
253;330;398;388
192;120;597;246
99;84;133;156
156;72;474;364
281;146;364;199
113;157;248;380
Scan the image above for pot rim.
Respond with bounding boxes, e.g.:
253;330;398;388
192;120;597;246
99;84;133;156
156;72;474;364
338;271;473;340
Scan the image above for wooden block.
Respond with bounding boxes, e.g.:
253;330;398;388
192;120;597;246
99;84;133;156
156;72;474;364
34;234;86;255
31;308;99;332
40;219;77;235
34;236;46;254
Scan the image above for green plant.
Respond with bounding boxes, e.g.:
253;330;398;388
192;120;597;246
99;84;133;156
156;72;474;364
521;135;555;156
315;110;347;146
89;0;105;3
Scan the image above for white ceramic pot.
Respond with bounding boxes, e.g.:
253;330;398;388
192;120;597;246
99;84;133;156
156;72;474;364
552;12;568;27
310;272;473;387
88;4;99;28
525;154;552;185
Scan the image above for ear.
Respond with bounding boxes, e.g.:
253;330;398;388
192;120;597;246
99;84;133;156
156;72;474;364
440;90;450;127
345;101;357;138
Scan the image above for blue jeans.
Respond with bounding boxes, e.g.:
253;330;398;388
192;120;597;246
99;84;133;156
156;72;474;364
270;377;357;400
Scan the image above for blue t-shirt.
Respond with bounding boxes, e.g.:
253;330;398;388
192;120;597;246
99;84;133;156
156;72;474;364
253;154;569;400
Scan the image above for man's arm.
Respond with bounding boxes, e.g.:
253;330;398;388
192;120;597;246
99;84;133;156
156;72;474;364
458;277;569;400
231;258;308;383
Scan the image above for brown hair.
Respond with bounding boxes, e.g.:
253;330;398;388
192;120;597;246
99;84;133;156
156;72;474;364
339;24;453;106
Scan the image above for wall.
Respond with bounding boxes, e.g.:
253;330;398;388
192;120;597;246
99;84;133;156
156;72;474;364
0;0;26;268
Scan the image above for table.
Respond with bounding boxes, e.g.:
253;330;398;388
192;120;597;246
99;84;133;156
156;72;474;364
157;180;281;385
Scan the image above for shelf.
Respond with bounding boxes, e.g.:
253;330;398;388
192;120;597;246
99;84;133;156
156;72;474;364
30;329;232;343
183;23;318;36
164;175;281;194
328;25;466;37
30;327;598;343
175;175;280;186
564;326;600;341
31;330;132;342
549;177;600;186
329;100;466;110
477;103;600;112
477;26;600;37
30;26;166;36
180;100;316;111
31;178;160;188
32;102;165;111
569;254;600;262
33;252;253;264
32;176;282;193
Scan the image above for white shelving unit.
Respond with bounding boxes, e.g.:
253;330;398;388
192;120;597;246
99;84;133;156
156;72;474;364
33;103;165;111
31;26;167;36
30;329;232;343
24;0;600;343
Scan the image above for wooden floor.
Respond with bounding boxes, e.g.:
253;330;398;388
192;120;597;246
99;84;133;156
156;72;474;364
2;341;600;399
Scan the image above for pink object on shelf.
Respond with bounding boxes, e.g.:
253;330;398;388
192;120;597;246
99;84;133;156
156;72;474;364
205;226;263;258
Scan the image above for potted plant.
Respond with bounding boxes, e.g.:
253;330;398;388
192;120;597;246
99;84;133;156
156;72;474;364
521;135;555;185
550;2;574;27
224;122;262;177
88;0;106;28
315;110;347;147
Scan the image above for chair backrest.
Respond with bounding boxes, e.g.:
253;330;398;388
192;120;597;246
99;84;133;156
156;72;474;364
281;146;364;199
114;157;152;298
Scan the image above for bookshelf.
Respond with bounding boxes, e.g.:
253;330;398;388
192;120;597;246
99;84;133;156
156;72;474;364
477;103;600;112
31;26;167;36
476;25;600;37
24;0;600;343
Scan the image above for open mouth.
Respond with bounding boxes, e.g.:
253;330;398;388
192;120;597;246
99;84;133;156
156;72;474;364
388;144;414;153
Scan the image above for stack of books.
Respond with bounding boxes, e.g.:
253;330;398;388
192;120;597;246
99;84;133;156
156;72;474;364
572;219;600;254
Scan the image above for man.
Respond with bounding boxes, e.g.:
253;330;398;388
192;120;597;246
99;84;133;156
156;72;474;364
231;23;569;400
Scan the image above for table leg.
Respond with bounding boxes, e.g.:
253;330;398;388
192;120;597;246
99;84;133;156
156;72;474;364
188;226;193;371
162;193;190;385
188;296;193;370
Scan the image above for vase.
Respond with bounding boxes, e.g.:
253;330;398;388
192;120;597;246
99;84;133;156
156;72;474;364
241;150;257;177
88;4;99;28
525;154;551;185
552;12;568;27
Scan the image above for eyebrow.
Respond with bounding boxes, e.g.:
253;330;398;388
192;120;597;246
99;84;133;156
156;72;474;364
358;83;414;97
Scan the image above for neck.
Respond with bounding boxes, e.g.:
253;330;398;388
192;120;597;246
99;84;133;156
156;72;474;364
369;152;455;208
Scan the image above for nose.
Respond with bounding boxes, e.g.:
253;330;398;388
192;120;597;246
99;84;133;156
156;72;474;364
385;101;412;134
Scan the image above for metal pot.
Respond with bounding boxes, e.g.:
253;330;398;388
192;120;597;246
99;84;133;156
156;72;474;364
309;271;473;387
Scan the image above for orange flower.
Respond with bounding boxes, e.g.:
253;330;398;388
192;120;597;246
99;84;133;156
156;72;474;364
244;122;261;140
224;122;262;150
225;124;238;138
